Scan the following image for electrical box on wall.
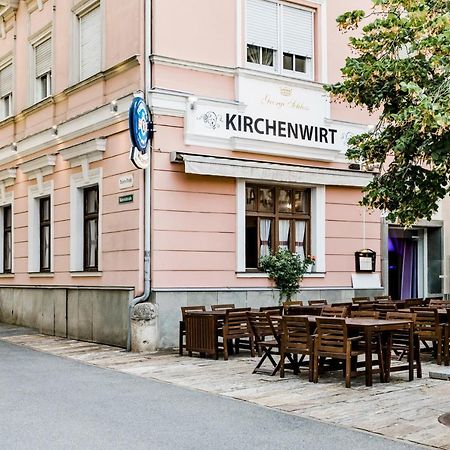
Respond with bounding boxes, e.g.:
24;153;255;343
355;249;376;272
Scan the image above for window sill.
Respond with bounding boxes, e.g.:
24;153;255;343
29;272;54;278
236;271;325;279
70;271;103;277
0;273;14;278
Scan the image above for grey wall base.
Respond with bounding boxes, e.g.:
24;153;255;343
153;287;385;349
0;287;133;348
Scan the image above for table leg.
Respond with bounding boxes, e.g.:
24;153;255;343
384;332;392;383
408;324;414;381
365;328;373;387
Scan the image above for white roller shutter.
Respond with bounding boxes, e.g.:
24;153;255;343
35;38;52;77
246;0;278;49
0;64;12;97
282;6;313;57
80;6;101;80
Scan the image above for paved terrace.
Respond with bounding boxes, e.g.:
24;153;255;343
1;323;450;449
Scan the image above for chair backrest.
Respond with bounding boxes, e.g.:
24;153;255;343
308;299;328;306
403;298;424;308
316;318;347;354
351;310;380;319
247;312;274;343
321;305;348;318
211;303;235;311
281;315;312;352
429;299;450;308
259;306;283;315
411;307;440;336
352;296;371;304
374;303;398;319
181;305;206;319
355;302;375;311
374;295;392;303
282;300;304;314
386;311;416;322
223;308;251;338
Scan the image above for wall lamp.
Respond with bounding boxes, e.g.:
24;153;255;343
11;142;17;151
51;125;58;137
110;100;118;113
187;96;198;110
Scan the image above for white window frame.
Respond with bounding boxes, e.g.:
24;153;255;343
72;0;103;84
29;29;52;104
236;179;325;275
245;0;315;80
69;168;102;273
28;181;54;273
0;192;14;274
0;59;13;120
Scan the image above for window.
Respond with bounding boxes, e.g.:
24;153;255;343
83;186;99;271
3;205;12;273
34;37;52;102
39;197;51;272
0;63;12;119
79;4;102;80
245;184;310;270
246;0;314;78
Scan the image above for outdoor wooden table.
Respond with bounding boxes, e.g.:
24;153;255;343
297;316;413;386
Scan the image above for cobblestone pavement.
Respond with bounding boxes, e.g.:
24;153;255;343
1;323;449;449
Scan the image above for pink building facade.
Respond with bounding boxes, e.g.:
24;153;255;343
0;0;444;349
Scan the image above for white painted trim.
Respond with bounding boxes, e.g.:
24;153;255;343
19;154;56;180
0;191;13;273
236;0;242;68
320;0;328;85
236;272;325;278
69;168;102;272
70;271;103;277
59;137;106;168
236;179;246;272
311;185;326;273
174;153;373;187
27;180;54;273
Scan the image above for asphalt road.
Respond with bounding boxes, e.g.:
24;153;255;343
0;336;426;450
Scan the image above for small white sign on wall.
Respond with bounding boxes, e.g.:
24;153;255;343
119;174;134;190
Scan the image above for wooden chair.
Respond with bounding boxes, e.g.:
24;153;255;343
429;299;450;308
352;296;371;304
282;300;303;315
351;310;380;319
411;307;444;365
403;298;424;308
179;305;206;356
444;309;450;366
386;311;421;378
321;305;349;318
280;315;314;381
308;299;328;306
259;305;283;315
313;318;364;388
374;295;392;303
247;312;280;374
211;303;235;311
220;308;254;360
374;303;398;320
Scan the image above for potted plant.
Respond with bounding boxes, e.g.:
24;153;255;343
260;249;315;305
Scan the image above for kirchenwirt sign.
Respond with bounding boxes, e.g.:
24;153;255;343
129;96;152;169
184;77;366;162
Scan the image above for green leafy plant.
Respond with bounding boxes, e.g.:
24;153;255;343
260;249;315;304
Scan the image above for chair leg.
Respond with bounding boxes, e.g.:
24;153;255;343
224;337;229;360
445;326;449;366
313;346;319;383
308;353;313;382
345;352;351;388
250;336;256;357
280;349;285;378
414;335;422;378
179;324;184;356
437;336;442;365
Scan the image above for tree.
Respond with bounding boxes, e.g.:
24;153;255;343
325;0;450;226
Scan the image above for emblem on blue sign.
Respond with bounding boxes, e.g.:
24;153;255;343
129;96;151;169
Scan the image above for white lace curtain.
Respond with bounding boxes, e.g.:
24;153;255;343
260;218;272;258
295;220;306;259
278;220;290;250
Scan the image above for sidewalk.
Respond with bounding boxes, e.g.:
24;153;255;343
1;322;449;449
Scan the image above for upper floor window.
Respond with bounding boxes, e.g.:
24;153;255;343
246;0;314;79
39;196;51;272
78;4;102;80
0;63;12;120
34;37;52;102
83;185;99;271
245;184;311;270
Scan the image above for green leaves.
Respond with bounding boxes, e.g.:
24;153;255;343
260;249;315;303
326;0;450;226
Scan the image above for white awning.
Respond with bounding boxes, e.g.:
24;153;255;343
171;152;374;187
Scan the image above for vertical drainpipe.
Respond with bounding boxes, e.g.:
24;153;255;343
127;0;152;351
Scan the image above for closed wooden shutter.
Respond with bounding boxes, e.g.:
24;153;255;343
0;64;12;97
80;6;101;80
246;0;278;49
35;38;52;77
282;6;313;57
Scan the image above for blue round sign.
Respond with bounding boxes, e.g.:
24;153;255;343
129;97;151;153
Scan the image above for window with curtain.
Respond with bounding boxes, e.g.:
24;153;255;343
3;204;12;273
34;38;52;102
79;5;102;80
83;186;99;271
0;63;12;119
246;0;314;78
39;197;51;272
245;184;311;270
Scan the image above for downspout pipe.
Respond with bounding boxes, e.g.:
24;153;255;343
127;0;152;351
